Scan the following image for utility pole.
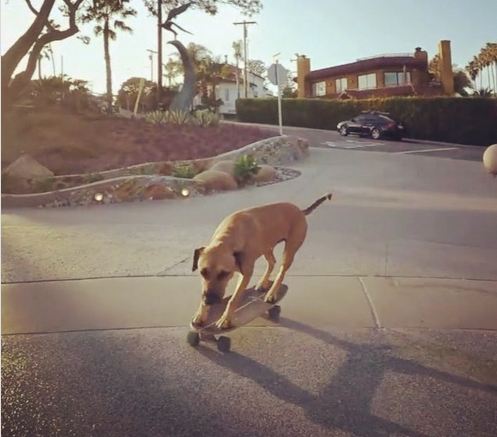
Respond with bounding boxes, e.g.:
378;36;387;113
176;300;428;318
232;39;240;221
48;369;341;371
157;0;163;105
147;49;157;82
234;20;256;98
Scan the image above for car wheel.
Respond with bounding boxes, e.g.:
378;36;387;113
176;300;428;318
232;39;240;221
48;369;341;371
339;125;348;136
371;128;381;140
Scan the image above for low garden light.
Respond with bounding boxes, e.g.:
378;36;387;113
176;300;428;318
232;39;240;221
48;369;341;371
181;188;190;197
94;193;104;202
482;144;497;177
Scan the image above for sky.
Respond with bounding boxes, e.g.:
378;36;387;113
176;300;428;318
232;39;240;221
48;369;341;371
2;0;497;94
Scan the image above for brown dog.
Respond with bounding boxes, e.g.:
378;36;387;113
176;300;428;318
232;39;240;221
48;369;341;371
192;194;332;329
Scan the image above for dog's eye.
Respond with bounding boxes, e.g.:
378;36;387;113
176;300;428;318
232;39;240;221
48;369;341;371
217;271;229;280
200;268;209;278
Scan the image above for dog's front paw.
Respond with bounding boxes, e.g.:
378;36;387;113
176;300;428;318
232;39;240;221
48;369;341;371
192;310;206;328
255;285;268;294
215;314;232;330
264;293;277;304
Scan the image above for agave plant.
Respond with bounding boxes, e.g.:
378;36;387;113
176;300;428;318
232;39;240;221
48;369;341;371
192;110;220;127
166;110;192;125
145;110;167;124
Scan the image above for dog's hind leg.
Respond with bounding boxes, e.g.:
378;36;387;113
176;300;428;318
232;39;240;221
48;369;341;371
256;250;276;292
264;224;307;303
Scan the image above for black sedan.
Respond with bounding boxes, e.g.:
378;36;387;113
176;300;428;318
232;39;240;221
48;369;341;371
337;111;405;140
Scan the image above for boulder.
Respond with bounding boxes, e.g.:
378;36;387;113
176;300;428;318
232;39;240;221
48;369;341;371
2;154;54;180
483;144;497;176
253;165;277;183
143;184;176;200
209;160;235;176
193;170;238;191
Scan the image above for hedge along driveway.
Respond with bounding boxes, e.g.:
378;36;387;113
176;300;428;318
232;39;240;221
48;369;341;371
236;97;497;146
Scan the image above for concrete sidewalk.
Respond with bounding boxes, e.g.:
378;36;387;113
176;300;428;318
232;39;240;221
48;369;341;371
3;275;497;335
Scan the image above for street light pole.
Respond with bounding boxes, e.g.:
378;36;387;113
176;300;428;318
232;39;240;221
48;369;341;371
157;0;163;105
234;20;256;99
147;49;157;82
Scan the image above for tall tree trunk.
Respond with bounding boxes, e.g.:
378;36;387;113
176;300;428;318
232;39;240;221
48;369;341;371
38;56;42;79
1;0;56;94
493;62;497;93
103;19;113;114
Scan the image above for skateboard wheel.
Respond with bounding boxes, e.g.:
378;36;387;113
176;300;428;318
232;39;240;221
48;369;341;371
217;336;231;353
268;305;281;322
187;331;200;347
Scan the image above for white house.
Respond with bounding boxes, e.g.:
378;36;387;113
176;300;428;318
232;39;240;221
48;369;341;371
193;66;272;116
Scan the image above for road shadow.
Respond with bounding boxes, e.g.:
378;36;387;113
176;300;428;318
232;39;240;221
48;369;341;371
199;318;497;437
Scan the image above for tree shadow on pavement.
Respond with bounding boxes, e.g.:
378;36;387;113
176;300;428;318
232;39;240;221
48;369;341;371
199;318;497;437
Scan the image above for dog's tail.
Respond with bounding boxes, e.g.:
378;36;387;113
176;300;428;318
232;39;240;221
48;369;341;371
302;193;333;216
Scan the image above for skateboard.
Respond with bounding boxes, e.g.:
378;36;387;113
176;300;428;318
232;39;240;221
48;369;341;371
186;283;288;353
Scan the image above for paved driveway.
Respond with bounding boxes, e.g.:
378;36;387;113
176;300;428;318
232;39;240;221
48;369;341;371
2;142;497;436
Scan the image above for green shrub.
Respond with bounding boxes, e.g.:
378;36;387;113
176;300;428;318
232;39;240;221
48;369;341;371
192;110;220;127
236;97;497;146
167;110;192;125
234;155;260;185
145;110;167;124
85;173;104;183
172;163;197;179
32;176;55;193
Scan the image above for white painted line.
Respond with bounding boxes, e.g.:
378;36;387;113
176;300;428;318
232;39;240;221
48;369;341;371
345;142;384;149
358;277;382;329
395;147;459;155
323;141;383;149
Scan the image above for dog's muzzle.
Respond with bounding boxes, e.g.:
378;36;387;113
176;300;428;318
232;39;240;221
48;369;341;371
203;292;221;306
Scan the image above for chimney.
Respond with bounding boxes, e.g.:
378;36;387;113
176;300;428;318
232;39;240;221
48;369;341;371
296;55;311;98
438;40;454;95
414;46;428;67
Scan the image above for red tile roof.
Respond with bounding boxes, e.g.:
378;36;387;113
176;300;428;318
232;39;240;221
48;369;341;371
307;56;427;81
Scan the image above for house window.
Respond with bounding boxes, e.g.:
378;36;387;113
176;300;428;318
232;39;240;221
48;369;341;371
335;77;347;93
224;88;230;101
312;81;326;96
384;71;411;86
358;73;377;90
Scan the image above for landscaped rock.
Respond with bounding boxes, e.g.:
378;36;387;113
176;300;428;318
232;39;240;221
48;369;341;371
193;170;238;191
254;164;277;183
209;160;235;176
483;144;497;176
143;184;176;200
2;154;54;179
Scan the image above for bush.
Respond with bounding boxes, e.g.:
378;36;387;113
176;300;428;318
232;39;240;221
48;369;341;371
233;155;260;185
192;110;220;127
172;163;197;179
236;97;497;146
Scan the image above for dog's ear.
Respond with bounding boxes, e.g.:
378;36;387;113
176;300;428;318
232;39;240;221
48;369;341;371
233;251;244;273
192;247;205;272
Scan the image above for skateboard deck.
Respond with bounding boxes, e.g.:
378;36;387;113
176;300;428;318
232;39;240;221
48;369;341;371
191;283;288;335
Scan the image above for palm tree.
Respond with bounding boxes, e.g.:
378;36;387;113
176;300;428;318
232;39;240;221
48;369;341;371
479;46;492;91
465;59;478;90
82;0;136;113
485;42;497;93
232;40;242;98
163;58;181;87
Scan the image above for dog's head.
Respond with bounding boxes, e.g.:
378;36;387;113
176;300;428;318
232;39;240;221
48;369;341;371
192;245;243;304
